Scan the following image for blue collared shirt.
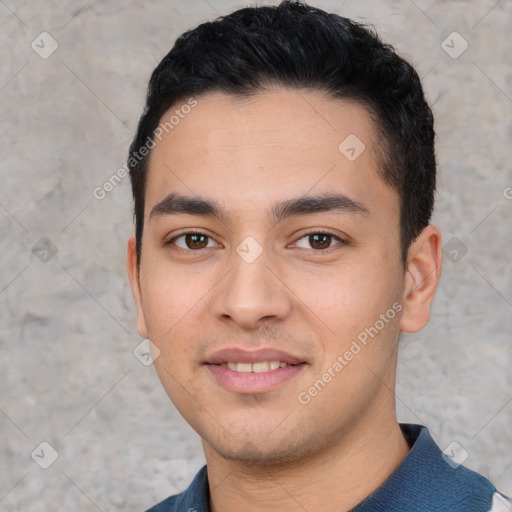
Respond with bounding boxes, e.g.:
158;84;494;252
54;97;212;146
145;423;511;512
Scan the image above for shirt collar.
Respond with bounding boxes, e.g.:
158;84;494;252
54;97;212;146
353;423;495;511
167;423;495;512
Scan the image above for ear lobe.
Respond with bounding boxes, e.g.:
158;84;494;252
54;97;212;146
399;225;442;333
127;235;148;339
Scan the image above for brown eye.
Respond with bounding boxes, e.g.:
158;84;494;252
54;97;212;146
185;233;209;249
294;232;345;251
167;232;218;250
309;233;331;250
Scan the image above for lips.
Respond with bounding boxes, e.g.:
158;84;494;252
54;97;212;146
222;361;291;373
204;347;305;366
204;347;307;394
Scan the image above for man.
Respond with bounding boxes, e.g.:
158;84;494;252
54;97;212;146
126;1;511;510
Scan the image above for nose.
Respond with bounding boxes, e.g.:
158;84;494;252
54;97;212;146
211;243;293;330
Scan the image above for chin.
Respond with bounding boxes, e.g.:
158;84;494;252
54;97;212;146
202;424;319;467
212;440;306;466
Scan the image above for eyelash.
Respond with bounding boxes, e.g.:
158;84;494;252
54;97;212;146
163;229;347;253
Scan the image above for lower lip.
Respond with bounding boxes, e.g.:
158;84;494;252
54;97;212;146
205;364;306;394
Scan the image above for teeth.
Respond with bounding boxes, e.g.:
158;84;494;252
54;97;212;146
236;362;253;372
252;361;270;373
222;360;291;372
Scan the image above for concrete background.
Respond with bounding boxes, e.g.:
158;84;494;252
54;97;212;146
0;0;510;510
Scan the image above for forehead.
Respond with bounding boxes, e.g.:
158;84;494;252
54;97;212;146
144;89;398;223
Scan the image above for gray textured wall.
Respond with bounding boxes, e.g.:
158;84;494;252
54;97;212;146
1;1;511;510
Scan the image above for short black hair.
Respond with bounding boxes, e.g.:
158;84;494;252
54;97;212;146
128;0;436;267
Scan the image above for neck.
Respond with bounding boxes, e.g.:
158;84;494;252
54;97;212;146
203;413;410;512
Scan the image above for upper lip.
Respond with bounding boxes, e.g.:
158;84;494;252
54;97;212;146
204;348;306;365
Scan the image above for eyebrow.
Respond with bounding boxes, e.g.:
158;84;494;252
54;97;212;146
149;191;370;223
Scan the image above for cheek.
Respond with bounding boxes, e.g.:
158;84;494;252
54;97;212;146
138;264;207;373
140;267;201;406
140;261;203;333
288;258;401;339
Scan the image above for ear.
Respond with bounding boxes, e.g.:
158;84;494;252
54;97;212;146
127;235;148;339
399;225;442;333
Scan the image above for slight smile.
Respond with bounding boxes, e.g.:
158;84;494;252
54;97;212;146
204;348;308;394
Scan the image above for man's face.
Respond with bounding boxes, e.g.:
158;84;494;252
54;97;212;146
128;89;410;463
